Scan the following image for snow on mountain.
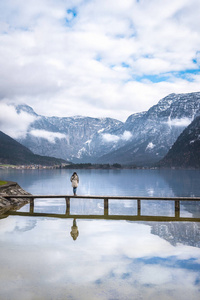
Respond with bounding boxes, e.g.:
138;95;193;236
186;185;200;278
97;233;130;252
96;92;200;165
15;108;123;161
11;91;200;165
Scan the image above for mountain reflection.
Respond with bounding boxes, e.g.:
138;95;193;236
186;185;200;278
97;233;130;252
151;222;200;248
160;169;200;197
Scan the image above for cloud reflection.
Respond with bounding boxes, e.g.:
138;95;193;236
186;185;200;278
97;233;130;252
0;217;200;299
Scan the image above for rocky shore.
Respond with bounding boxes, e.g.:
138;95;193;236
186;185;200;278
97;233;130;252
0;181;31;214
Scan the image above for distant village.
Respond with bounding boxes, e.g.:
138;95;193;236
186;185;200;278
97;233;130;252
0;163;70;170
0;163;160;170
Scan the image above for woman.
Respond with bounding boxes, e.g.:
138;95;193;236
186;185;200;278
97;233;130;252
70;172;79;196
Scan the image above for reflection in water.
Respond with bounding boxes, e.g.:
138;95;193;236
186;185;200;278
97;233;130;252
0;214;200;300
4;207;200;248
151;222;200;247
70;219;79;240
0;169;200;299
160;169;200;197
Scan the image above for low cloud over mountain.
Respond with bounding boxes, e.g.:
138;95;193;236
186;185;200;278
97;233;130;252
1;92;200;166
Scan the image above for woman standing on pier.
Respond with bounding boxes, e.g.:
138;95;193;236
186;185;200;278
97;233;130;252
70;172;79;196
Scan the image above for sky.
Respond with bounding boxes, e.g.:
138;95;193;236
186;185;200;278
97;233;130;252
0;0;200;124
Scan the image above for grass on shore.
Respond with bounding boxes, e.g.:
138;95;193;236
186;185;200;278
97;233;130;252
0;181;7;186
0;164;15;167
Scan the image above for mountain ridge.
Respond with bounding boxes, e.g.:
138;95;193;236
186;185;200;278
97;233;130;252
4;91;200;167
158;116;200;168
96;92;200;165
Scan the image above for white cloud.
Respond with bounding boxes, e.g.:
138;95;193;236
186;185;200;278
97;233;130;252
30;129;67;143
0;103;36;138
121;130;132;141
0;0;200;122
102;133;120;143
102;130;132;143
1;218;200;300
167;117;192;127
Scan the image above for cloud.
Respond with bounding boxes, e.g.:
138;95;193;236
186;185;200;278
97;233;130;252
102;133;120;143
0;103;36;138
30;129;67;143
102;130;132;143
1;218;200;300
167;117;192;127
0;0;200;121
121;130;132;140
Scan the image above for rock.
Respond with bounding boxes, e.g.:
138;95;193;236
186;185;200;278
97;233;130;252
0;181;31;214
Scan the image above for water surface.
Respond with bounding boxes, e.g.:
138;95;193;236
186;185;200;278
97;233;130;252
0;169;200;300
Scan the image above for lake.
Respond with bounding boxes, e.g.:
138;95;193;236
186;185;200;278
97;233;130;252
0;168;200;300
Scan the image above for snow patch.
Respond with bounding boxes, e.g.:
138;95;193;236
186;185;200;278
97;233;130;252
98;128;105;133
85;139;91;145
146;142;155;151
77;146;89;158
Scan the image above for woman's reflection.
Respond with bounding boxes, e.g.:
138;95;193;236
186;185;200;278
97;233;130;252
70;219;79;240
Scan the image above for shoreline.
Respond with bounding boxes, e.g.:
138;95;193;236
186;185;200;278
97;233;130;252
1;164;200;170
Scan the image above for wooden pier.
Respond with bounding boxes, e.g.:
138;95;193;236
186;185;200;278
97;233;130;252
2;194;200;222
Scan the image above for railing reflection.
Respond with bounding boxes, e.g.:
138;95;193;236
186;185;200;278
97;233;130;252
2;195;200;223
4;200;200;223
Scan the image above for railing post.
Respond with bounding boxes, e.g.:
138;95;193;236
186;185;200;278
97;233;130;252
65;197;70;215
104;198;109;216
175;200;180;218
30;198;34;214
137;199;141;216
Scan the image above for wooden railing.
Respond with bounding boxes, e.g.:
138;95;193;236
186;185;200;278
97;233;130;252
2;194;200;222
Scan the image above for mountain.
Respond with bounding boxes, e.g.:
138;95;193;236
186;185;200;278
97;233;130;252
0;131;68;166
158;116;200;168
15;105;123;162
10;92;200;166
96;92;200;165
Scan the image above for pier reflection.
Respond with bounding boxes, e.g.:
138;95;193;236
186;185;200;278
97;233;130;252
2;199;200;247
4;204;200;223
3;204;200;247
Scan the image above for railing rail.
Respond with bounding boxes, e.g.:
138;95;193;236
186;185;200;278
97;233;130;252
2;194;200;200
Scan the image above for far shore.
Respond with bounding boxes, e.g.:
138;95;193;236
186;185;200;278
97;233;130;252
0;163;199;170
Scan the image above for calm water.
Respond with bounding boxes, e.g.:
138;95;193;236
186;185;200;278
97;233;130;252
0;169;200;300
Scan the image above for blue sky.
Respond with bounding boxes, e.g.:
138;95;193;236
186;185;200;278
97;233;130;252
0;0;200;124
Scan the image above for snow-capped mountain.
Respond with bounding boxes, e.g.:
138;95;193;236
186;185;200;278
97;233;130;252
14;92;200;165
15;105;123;161
97;92;200;165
